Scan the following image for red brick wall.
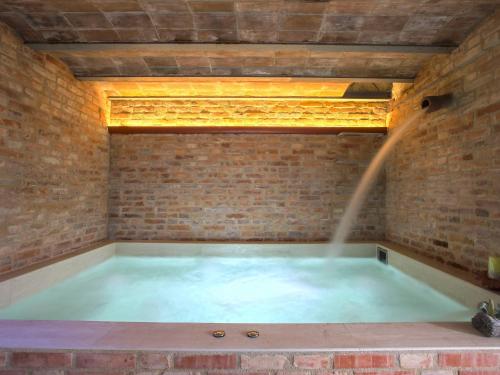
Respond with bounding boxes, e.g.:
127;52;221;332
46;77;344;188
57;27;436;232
386;11;500;274
1;350;499;374
0;22;109;274
109;133;385;241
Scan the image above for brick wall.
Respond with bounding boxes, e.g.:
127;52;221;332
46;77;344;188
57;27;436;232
386;11;500;274
109;133;385;241
1;350;499;374
110;99;387;128
0;22;109;274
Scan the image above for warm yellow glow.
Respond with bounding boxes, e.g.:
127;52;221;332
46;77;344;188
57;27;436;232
92;79;350;98
94;78;388;129
108;98;388;128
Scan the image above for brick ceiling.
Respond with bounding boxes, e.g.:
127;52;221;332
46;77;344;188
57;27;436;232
1;0;498;80
0;0;498;44
44;47;434;79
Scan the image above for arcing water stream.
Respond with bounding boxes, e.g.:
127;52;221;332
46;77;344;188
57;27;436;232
329;112;422;253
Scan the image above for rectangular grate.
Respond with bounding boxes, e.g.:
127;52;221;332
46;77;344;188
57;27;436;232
377;247;388;265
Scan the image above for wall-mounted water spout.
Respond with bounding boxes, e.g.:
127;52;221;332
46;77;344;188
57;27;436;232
421;94;453;113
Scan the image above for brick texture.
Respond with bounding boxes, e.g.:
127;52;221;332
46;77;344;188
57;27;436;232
0;351;499;374
109;99;387;128
1;2;495;79
438;353;500;368
241;355;290;370
109;133;385;241
74;353;136;369
386;11;500;274
10;352;72;368
174;354;237;369
0;0;495;46
400;353;434;369
293;354;330;369
0;22;109;275
138;353;171;369
57;51;430;80
334;354;395;368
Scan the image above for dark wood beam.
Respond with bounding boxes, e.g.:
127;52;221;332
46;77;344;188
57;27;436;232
82;76;413;83
27;43;454;56
108;96;390;101
107;126;387;135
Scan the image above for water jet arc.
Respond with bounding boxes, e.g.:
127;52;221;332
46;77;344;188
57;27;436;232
329;92;454;254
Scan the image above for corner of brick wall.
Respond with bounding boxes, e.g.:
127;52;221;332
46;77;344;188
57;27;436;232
386;10;500;274
0;21;109;275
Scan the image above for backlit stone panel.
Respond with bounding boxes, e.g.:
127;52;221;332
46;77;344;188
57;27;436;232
109;99;388;128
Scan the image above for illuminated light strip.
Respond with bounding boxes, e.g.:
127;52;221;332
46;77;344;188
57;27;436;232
107;97;389;131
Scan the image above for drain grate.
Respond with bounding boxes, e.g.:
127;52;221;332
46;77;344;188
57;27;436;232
377;247;388;265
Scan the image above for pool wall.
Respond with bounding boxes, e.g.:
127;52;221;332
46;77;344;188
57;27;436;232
377;243;498;309
0;243;115;309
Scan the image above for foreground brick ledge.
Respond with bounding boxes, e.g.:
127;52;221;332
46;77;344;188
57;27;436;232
0;321;499;352
0;349;499;374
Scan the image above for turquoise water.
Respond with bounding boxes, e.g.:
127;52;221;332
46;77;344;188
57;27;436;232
0;256;473;323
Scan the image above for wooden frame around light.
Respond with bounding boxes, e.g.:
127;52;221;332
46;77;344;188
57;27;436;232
107;126;388;135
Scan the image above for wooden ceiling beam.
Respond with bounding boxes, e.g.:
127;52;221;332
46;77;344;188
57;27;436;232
107;126;388;135
80;76;414;83
28;43;454;57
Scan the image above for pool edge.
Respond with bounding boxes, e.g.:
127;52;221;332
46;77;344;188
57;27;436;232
0;320;499;352
0;242;499;363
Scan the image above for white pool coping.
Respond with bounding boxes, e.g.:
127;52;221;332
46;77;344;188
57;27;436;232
0;241;499;352
0;320;499;352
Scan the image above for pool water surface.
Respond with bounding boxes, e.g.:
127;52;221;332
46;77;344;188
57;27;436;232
0;255;473;323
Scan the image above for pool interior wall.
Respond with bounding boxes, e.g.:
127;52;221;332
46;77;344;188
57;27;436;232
0;242;497;324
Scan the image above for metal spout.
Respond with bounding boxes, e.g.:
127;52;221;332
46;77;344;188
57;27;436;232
421;94;453;113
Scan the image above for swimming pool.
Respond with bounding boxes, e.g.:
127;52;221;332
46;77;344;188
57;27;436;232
0;242;492;323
